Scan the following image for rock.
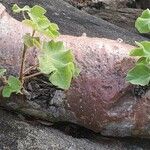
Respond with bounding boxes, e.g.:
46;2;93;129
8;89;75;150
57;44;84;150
135;0;150;9
92;0;129;9
1;109;150;149
65;0;134;10
67;0;150;9
83;7;142;32
0;2;150;139
1;0;148;44
64;1;147;33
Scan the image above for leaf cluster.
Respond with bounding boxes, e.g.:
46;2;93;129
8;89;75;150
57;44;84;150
12;4;59;38
126;9;150;86
0;4;79;98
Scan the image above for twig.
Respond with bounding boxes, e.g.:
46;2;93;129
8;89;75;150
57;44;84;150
19;44;27;84
19;30;36;84
23;64;39;75
24;72;43;80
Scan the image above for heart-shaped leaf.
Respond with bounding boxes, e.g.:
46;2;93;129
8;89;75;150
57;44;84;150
12;4;30;13
49;63;73;89
126;64;150;86
38;41;77;89
30;5;46;16
130;41;150;57
13;4;60;39
23;33;41;48
135;9;150;33
2;76;22;97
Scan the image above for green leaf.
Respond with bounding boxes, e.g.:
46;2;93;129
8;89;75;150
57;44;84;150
126;64;150;86
135;9;150;33
23;33;41;48
12;4;79;90
0;68;6;77
130;47;144;56
43;40;64;51
26;13;59;38
130;41;150;57
30;5;46;16
33;37;41;48
23;33;34;48
38;41;77;89
22;19;37;30
36;18;50;30
28;12;50;27
2;86;12;98
8;76;22;93
49;23;59;30
49;63;73;89
12;4;30;13
36;20;59;38
17;4;60;39
43;28;60;39
137;57;150;64
2;76;22;98
12;4;21;13
38;41;67;74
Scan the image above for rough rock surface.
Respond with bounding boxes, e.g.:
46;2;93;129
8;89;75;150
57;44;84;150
66;0;150;9
65;1;149;33
1;0;148;44
0;1;150;139
0;109;100;150
68;0;130;9
82;7;143;32
1;109;150;150
135;0;150;9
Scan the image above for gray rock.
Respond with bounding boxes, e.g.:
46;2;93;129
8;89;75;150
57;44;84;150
0;109;108;150
0;109;150;150
135;0;150;9
1;0;149;44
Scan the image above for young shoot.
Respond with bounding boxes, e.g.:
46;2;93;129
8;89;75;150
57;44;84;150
0;4;79;98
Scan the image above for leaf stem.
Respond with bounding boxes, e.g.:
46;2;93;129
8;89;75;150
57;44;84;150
19;44;27;84
23;64;39;75
19;30;36;85
32;30;35;37
24;72;42;80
